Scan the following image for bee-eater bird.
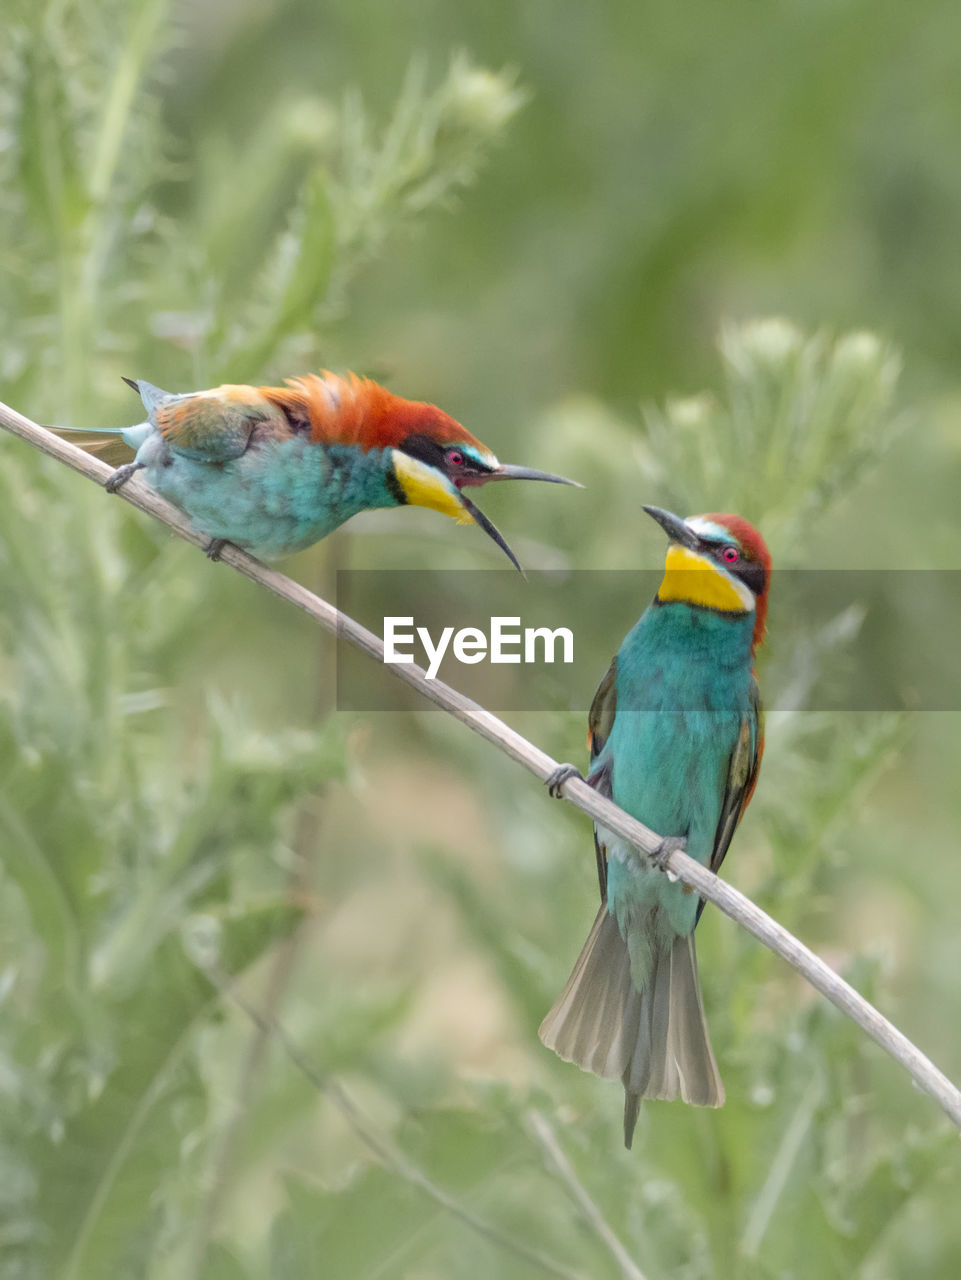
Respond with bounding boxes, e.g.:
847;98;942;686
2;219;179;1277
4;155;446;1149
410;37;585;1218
541;505;771;1148
54;373;579;567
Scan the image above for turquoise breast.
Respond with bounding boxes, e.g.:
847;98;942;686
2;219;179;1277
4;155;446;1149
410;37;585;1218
136;435;399;558
598;602;757;946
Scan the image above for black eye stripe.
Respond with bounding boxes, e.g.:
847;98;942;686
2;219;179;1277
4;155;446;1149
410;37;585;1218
400;433;447;468
698;538;766;596
400;434;490;474
737;560;767;595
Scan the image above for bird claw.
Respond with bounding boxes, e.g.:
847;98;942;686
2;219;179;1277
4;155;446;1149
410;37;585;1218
650;835;686;870
204;538;229;562
105;461;144;494
546;763;583;798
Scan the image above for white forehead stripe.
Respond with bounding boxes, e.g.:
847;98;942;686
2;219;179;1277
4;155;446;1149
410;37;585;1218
463;444;498;467
685;516;732;542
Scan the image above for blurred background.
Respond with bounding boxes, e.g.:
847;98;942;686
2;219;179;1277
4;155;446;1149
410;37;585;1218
2;0;961;1276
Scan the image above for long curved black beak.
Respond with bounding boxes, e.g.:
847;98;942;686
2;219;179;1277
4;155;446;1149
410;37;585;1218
457;491;525;575
642;504;698;549
485;464;583;487
455;462;581;572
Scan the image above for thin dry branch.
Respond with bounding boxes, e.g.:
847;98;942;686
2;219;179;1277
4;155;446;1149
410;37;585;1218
2;399;961;1132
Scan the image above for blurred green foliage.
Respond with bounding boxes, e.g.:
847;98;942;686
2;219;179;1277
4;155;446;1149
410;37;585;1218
2;1;961;1278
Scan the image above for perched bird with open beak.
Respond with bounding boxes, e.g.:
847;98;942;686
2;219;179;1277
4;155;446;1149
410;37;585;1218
54;372;579;567
541;504;771;1147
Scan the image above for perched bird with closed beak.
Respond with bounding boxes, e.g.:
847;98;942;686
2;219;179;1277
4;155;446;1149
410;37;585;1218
53;372;579;567
541;505;771;1147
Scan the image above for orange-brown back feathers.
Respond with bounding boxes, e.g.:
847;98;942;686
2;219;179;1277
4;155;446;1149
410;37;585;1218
260;372;488;455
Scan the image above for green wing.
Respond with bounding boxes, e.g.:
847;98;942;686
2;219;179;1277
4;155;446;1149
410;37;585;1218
588;656;618;762
696;676;763;924
586;656;618;899
135;381;286;463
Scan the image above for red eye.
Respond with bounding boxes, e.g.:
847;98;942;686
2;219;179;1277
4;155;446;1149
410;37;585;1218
722;546;739;564
447;450;465;467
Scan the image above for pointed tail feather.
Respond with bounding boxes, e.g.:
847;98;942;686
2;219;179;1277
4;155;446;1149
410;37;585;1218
539;909;724;1149
44;424;129;435
44;426;138;467
622;932;725;1133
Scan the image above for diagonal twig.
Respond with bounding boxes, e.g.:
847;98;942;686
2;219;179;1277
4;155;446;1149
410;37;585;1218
526;1110;647;1280
210;968;588;1280
2;399;961;1131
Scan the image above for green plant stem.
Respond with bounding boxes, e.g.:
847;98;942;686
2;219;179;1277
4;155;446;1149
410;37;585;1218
740;1076;825;1258
211;968;588;1280
526;1110;647;1280
182;820;324;1279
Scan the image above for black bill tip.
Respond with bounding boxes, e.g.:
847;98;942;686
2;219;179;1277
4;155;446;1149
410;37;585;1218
642;504;698;548
458;491;525;576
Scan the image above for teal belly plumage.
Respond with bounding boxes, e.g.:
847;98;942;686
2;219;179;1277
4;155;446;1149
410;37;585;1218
135;433;398;558
598;604;758;963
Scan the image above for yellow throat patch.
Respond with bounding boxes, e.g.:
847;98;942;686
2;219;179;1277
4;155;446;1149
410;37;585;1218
391;450;472;525
657;545;753;613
